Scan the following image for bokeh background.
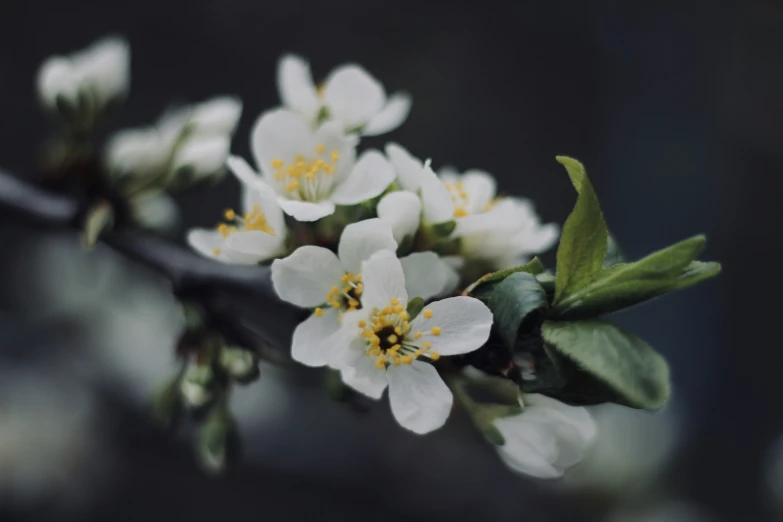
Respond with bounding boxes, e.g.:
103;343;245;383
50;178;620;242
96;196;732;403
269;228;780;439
0;1;780;520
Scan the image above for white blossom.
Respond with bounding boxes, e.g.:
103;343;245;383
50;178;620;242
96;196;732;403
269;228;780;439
380;142;559;270
327;250;492;434
37;36;129;119
271;219;457;367
493;394;596;479
188;161;287;264
234;108;394;222
277;54;411;136
105;96;242;194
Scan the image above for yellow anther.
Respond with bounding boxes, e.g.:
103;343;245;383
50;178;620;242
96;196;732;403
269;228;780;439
393;305;404;314
338;313;344;324
375;357;386;369
414;332;423;339
402;320;410;330
314;307;324;317
423;341;432;349
316;144;326;154
389;344;401;352
286;180;300;192
348;298;359;308
371;335;381;346
331;286;339;294
323;164;335;174
400;355;414;364
331;149;340;163
423;309;433;319
358;320;366;328
224;209;236;220
400;312;409;320
355;283;364;294
430;351;441;361
454;207;469;218
394;326;403;336
390;298;400;306
387;334;398;344
340;274;350;283
431;326;442;336
271;159;284;169
212;247;221;255
217;224;230;237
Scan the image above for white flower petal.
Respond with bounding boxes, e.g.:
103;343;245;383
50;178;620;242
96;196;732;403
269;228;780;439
277;198;335;222
400;252;450;301
377;190;421;245
362;92;411;136
421;164;454;224
227;155;260;186
37;57;79;110
72;37;130;104
512;222;560;254
327;308;371;368
524;394;597;444
188;229;257;265
104;128;169;179
291;308;342;367
339;339;389;399
495;418;564;478
323;64;385;130
330;149;395;205
360;250;408;311
190;96;242;135
250;108;315;181
277;54;320;121
409;296;492;356
241;180;287;239
225;231;285;262
438;166;460;184
313;121;358;181
385;143;423;192
337;218;397;274
270;246;344;307
172;135;230;179
387;361;453;434
461;170;497;213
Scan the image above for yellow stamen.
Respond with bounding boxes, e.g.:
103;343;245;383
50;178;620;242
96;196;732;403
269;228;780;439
430;351;441;361
423;309;433;319
212;247;221;255
431;326;442;336
314;307;324;317
224;209;236;220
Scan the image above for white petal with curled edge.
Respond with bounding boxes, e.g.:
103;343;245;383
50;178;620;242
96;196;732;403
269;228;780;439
420;163;454;224
291;308;342;367
330;149;395;205
73;37;130;104
227;155;260;186
250;108;316;179
362;92;412;136
387;361;453;434
377;191;421;245
385;142;423;192
225;231;285;262
339;339;389;399
277;198;335;222
190;96;242;135
323;64;386;130
188;229;254;264
409;296;492;356
461;170;497;214
360;250;408;311
270;246;345;307
337;218;397;274
277;54;320;121
400;252;449;301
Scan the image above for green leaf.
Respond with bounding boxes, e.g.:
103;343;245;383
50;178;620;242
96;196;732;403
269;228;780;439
406;297;425;320
464;257;546;301
541;320;670;409
604;233;625;268
488;273;548;349
553;156;608;304
432;219;457;237
552;235;721;319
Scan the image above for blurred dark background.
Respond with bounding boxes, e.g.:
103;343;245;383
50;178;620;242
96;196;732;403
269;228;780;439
0;0;781;521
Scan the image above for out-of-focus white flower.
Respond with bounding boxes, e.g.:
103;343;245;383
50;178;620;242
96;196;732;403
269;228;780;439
105;96;242;206
381;143;559;270
188;164;287;265
271;219;457;367
235;108;394;222
277;54;411;136
37;36;129;121
493;394;596;479
563;403;680;497
328;250;492;434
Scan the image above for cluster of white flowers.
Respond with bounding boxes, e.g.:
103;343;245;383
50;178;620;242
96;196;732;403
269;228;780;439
36;39;595;480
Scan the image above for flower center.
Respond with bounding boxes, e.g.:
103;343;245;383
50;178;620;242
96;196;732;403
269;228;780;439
213;204;275;253
270;144;340;202
444;181;470;218
313;273;363;319
357;298;441;369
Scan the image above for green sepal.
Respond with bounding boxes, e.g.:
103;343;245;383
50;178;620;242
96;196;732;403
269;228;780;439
463;257;546;301
431;220;457;237
406;297;425;320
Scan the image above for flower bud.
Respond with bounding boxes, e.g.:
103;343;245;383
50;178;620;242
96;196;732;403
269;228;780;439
180;365;215;408
197;405;239;474
219;347;259;383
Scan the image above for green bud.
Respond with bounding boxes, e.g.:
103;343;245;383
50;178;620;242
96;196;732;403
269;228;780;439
180;365;215;407
219;347;259;383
